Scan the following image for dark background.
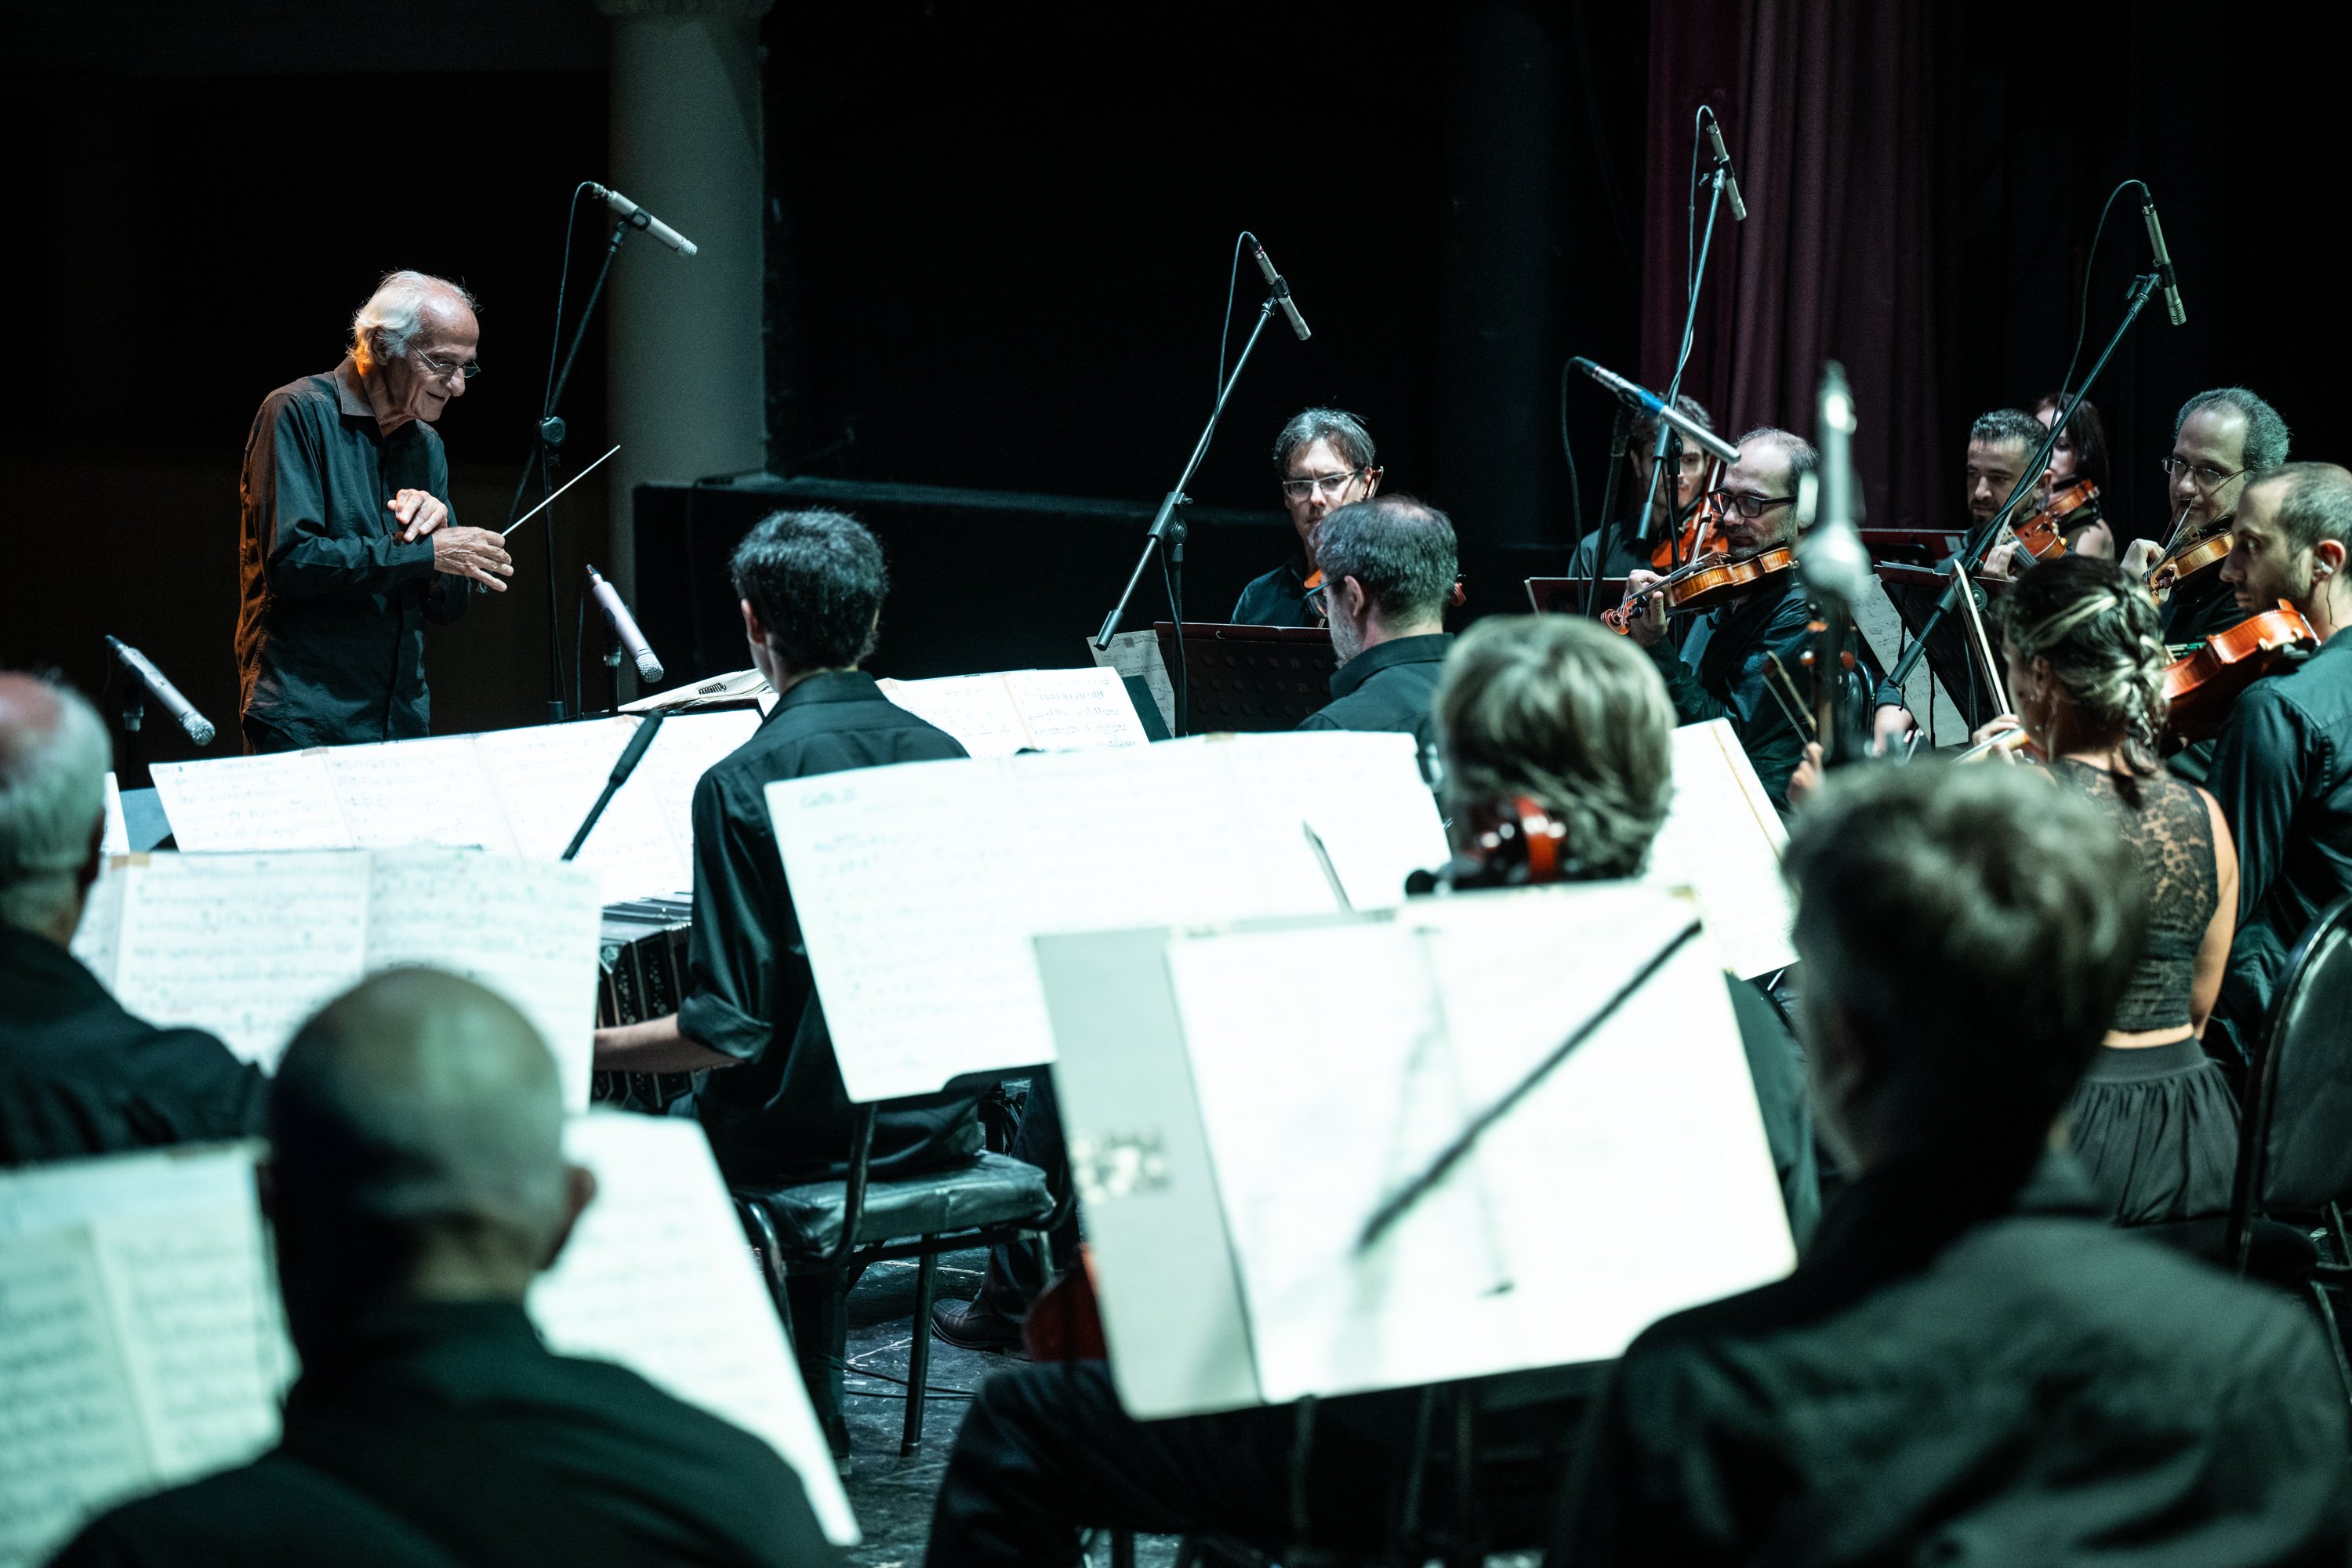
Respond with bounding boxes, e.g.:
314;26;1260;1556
5;0;2345;782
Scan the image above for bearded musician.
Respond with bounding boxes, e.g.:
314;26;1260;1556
2121;387;2292;647
1621;428;1911;808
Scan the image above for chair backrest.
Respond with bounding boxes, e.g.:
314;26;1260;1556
2229;894;2352;1259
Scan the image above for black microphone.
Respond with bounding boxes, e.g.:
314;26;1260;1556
105;636;215;747
1250;239;1312;342
586;183;698;257
586;566;665;684
1704;116;1748;223
2141;194;2185;327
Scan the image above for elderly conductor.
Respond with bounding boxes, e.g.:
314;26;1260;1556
236;270;514;753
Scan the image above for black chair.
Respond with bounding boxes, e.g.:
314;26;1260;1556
733;1099;1067;1460
2217;893;2352;1405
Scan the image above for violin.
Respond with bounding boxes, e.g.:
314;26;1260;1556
1602;543;1798;634
2010;480;2101;563
1644;477;1728;572
2160;601;2319;744
2147;515;2234;606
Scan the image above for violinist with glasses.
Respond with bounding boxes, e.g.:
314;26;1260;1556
1231;408;1383;627
1967;557;2241;1227
2119;387;2293;648
1620;429;1911;808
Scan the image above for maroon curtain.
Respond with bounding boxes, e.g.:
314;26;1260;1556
1642;0;1963;531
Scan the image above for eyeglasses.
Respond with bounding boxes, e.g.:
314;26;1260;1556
1281;467;1367;503
2161;456;2240;491
416;350;481;383
1711;488;1797;520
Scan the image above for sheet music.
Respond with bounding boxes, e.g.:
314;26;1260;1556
617;710;762;890
1643;720;1798;978
71;863;127;989
1163;885;1795;1403
877;674;1032;757
102;772;129;856
1232;731;1448;909
1088;630;1175;734
150;753;354;851
110;852;374;1070
474;720;684;904
1004;667;1150;750
325;736;518;854
770;732;1445;1102
532;1116;858;1547
0;1146;285;1568
364;851;605;1113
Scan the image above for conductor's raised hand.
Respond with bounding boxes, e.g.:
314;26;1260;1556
389;488;452;543
431;527;514;591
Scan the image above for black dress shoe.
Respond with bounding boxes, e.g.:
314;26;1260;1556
931;1294;1026;1353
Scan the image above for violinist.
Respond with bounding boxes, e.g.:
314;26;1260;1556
2031;390;2114;558
1295;495;1457;737
1968;408;2056;579
1969;557;2240;1226
2119;387;2293;648
2202;462;2352;1072
1570;394;1718;580
1231;408;1382;626
1621;429;1910;808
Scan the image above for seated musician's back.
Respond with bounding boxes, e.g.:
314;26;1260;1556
1551;763;2350;1565
0;673;267;1166
56;969;829;1567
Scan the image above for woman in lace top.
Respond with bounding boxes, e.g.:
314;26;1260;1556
1978;556;2241;1224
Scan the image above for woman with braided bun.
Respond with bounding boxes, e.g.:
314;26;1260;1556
1973;555;2241;1225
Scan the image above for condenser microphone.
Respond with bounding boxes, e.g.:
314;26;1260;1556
586;566;665;684
1250;238;1312;342
1704;116;1748;222
106;636;215;746
2141;195;2185;326
586;183;699;257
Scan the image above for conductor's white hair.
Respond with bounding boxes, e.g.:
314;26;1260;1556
0;680;110;933
351;270;477;361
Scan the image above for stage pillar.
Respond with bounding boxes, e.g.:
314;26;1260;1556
595;0;771;610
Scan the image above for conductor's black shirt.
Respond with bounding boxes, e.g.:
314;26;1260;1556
56;1301;829;1568
680;672;984;1188
236;358;470;748
1551;1153;2351;1565
0;923;268;1167
1298;633;1452;736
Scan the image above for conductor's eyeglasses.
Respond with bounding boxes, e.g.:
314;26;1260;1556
2160;456;2240;492
1711;489;1796;519
1281;468;1366;502
416;351;481;383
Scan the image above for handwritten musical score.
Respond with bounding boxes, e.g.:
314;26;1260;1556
1642;719;1798;978
76;851;599;1099
150;753;353;851
878;667;1150;757
1158;885;1794;1403
769;731;1450;1102
325;736;516;853
532;1115;857;1546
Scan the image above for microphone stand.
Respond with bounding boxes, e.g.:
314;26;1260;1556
1886;272;2161;694
1584;401;1633;618
506;205;634;724
1637;148;1736;563
1094;290;1283;738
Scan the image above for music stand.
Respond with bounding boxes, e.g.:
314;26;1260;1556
1152;622;1336;735
1874;563;2011;734
1525;576;1629;616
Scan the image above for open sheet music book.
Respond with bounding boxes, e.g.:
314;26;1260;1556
146;710;761;906
877;667;1149;757
767;730;1450;1102
1036;883;1797;1420
0;1123;858;1567
69;849;602;1108
0;1143;290;1568
1645;719;1798;978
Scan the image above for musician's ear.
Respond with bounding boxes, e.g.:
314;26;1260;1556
2313;539;2346;582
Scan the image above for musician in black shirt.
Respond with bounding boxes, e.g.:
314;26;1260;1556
59;969;827;1567
2122;387;2293;651
1296;495;1456;738
1231;408;1382;627
1569;394;1717;581
1552;762;2350;1566
590;510;980;1451
2205;463;2352;1069
1;674;267;1165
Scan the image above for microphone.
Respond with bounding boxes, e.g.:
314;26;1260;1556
1704;115;1748;223
2141;194;2185;327
586;183;699;257
1250;238;1312;342
106;636;216;747
587;566;665;684
1569;358;1741;466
